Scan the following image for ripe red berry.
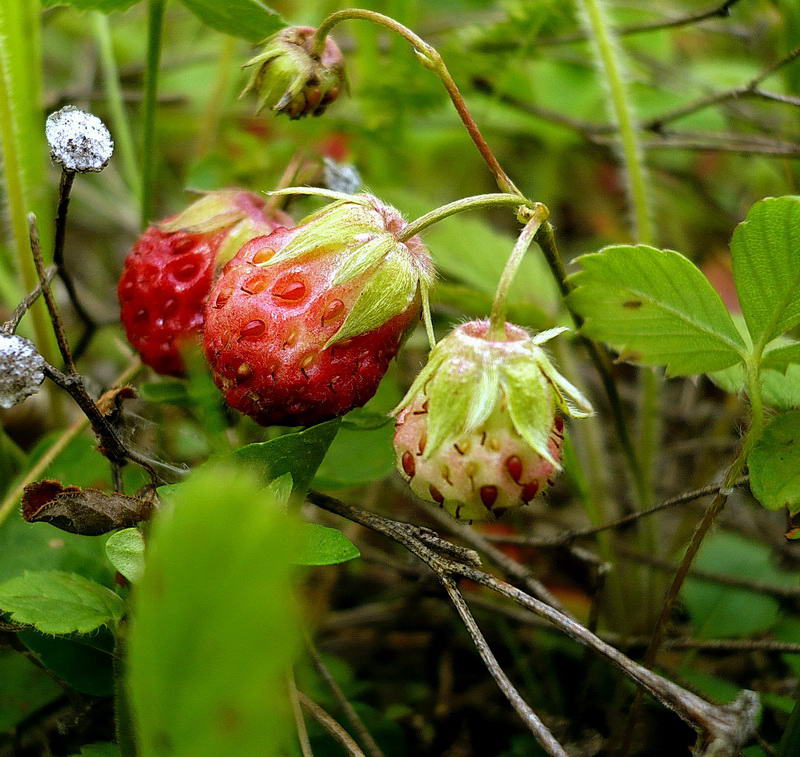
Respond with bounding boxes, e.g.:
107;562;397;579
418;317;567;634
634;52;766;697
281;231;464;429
118;191;291;376
203;194;434;427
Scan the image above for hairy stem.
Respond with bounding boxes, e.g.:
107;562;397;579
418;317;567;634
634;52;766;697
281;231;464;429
140;0;165;227
398;193;531;242
489;206;548;336
312;9;520;194
92;11;142;198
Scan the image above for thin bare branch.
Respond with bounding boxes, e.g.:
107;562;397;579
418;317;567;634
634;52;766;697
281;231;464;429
1;266;56;335
288;673;314;757
307;492;759;757
440;575;568;757
297;690;366;757
306;637;385;757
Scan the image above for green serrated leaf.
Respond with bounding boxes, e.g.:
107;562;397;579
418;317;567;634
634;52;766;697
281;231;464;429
502;360;557;466
568;244;746;375
176;0;285;42
731;196;800;349
128;467;298;756
327;251;417;346
105;529;145;584
762;342;800;373
748;411;800;514
0;571;123;634
296;523;360;566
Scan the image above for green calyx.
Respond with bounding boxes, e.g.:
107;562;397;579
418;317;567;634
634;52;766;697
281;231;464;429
258;189;435;348
241;26;345;119
393;321;593;466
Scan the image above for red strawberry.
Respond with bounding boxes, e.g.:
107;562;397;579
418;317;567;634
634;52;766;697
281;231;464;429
118;191;291;376
203;193;434;427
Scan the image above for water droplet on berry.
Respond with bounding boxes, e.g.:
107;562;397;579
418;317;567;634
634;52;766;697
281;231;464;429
506;455;523;483
163;298;179;318
480;486;498;508
401;451;415;477
429;485;444;505
521;481;539;503
168;255;201;282
272;279;306;302
252;247;275;264
322;299;344;324
134;308;148;323
214;288;233;308
242;274;269;294
239;319;266;339
170;235;195;255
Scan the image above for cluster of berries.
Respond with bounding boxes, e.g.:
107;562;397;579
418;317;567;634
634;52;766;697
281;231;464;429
118;188;592;521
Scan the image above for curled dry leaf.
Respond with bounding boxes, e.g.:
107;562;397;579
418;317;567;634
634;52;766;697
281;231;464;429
21;480;154;536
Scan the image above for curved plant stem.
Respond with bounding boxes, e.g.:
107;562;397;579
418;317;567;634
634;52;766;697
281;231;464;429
140;0;165;227
578;0;654;245
312;9;520;195
92;11;141;199
0;0;56;370
398;193;531;242
489;205;548;337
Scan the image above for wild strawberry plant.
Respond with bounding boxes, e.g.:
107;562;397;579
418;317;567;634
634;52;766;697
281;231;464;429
1;1;800;756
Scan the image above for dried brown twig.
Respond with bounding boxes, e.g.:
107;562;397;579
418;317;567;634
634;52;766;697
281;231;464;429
308;491;759;757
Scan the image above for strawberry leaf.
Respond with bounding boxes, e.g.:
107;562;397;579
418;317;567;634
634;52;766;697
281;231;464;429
568;244;746;375
175;0;285;42
748;411;800;514
731;196;800;349
0;571;124;634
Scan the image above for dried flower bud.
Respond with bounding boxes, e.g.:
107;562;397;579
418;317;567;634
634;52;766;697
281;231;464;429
0;334;46;409
45;106;114;173
241;26;346;119
392;322;593;521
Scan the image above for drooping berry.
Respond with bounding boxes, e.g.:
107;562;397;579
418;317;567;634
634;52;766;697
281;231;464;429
241;26;346;120
118;190;291;376
392;320;593;522
203;192;434;427
0;334;46;409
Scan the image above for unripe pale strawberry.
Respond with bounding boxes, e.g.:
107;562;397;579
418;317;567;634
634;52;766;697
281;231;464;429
204;193;434;427
118;191;291;376
393;320;593;522
241;26;345;120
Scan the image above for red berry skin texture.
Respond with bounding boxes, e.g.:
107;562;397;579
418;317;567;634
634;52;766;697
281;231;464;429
118;191;290;376
204;229;420;427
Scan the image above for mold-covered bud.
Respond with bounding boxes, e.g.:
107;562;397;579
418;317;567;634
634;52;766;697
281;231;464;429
323;157;362;195
45;106;114;173
241;26;345;119
392;321;593;522
0;334;46;409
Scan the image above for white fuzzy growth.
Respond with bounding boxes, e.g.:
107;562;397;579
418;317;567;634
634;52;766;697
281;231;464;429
0;334;45;408
46;106;114;172
323;158;362;195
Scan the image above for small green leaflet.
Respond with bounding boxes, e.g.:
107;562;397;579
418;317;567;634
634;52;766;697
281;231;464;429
176;0;285;42
296;524;360;566
748;411;800;514
105;529;145;583
731;196;800;349
0;571;124;634
762;342;800;373
568;244;746;375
